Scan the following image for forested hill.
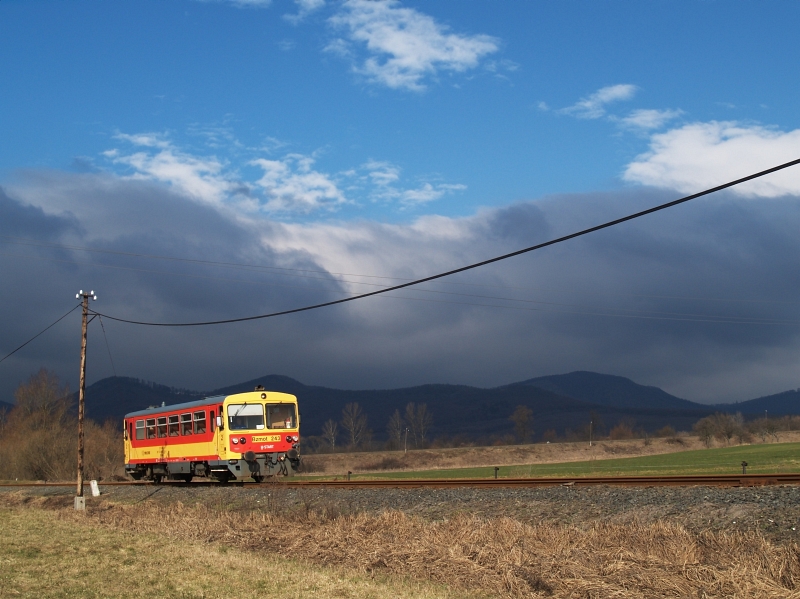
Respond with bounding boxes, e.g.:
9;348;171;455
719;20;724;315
59;371;800;442
510;371;700;410
713;389;800;416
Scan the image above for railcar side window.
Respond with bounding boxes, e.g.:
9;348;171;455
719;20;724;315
146;418;156;439
210;410;215;432
193;411;206;434
267;404;296;429
136;420;145;440
181;413;192;435
168;415;179;436
228;404;265;430
157;417;167;438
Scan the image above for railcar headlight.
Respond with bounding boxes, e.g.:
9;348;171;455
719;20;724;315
232;438;239;444
240;437;247;444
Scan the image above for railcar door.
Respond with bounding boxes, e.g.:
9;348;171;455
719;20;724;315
214;402;225;460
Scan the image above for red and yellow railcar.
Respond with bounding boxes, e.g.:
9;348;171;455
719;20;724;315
123;386;300;482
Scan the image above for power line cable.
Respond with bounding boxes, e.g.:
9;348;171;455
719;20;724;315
5;236;800;305
8;248;791;324
379;293;800;325
7;248;795;320
90;157;800;327
98;315;117;377
0;305;81;364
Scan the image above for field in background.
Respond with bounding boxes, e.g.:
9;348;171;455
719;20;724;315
301;432;800;479
333;442;800;480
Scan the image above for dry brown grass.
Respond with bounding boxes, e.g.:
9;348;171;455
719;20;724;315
0;496;478;599
4;492;800;598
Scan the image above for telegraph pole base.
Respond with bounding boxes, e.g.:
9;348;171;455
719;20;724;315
74;496;85;511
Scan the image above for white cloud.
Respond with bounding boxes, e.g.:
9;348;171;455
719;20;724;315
284;0;325;23
399;183;466;205
222;0;272;6
105;133;464;214
618;108;682;131
193;0;272;6
327;0;499;91
624;121;800;197
107;136;233;205
114;132;171;149
560;84;638;119
363;160;400;186
251;154;347;213
361;160;466;205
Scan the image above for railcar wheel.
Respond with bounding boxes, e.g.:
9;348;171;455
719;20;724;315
252;475;264;483
153;474;163;485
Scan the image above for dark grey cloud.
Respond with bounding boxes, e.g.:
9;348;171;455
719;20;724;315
1;171;799;406
0;186;81;238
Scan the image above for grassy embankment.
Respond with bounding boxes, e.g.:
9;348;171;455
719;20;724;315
3;492;800;598
0;499;475;599
304;441;800;480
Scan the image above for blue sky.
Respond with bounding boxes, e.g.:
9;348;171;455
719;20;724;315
4;0;799;221
2;0;800;405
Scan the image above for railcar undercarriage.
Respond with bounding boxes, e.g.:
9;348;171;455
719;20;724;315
126;450;301;483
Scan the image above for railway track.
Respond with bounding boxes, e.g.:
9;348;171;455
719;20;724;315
2;473;800;488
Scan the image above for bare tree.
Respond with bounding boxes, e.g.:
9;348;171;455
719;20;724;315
386;409;403;450
13;368;72;427
1;369;75;481
416;403;432;447
340;402;368;449
764;417;779;442
712;412;741;445
510;405;533;443
404;403;418;447
693;416;716;448
405;402;433;448
322;419;338;452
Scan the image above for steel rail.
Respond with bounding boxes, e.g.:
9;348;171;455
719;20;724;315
2;473;800;488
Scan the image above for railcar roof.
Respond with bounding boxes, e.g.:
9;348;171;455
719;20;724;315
124;395;226;419
123;390;297;419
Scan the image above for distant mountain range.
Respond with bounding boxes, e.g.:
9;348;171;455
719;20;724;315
58;371;800;442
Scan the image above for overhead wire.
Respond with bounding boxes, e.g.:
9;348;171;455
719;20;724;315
4;235;800;307
87;156;800;327
4;248;793;322
9;247;792;323
0;304;81;364
98;316;117;377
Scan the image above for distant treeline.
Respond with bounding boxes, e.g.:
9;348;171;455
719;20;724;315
2;370;798;479
302;401;800;453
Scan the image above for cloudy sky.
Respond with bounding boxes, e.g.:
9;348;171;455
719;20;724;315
2;0;800;404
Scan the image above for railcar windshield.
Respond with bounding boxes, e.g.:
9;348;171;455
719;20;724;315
267;404;296;429
228;403;265;431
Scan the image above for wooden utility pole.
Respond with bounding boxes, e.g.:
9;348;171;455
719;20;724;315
75;290;96;510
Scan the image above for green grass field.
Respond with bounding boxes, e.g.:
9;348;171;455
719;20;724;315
322;442;800;480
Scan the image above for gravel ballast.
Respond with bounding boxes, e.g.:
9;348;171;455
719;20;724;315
6;482;800;543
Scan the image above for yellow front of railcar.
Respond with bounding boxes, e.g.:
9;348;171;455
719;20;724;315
217;390;301;480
